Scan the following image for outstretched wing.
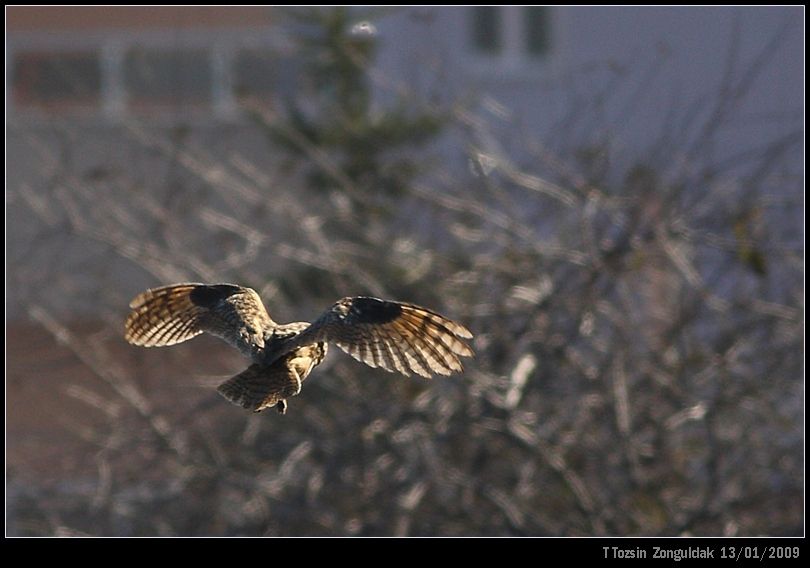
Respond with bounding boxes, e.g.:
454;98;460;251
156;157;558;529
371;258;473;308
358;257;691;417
279;297;474;378
124;283;275;358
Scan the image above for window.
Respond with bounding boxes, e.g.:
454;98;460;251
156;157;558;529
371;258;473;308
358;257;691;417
13;51;102;111
524;7;551;57
9;40;291;118
471;6;502;55
468;6;553;66
233;49;278;103
124;48;212;111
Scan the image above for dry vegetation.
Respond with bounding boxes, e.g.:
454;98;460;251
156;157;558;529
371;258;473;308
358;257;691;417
6;9;803;536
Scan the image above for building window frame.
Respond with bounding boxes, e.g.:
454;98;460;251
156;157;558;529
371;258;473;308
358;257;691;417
466;6;557;78
11;49;104;113
7;29;290;122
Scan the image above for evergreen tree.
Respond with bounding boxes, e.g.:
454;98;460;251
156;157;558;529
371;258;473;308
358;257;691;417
253;7;445;218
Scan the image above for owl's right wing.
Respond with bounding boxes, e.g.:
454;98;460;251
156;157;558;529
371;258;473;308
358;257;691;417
276;296;474;378
124;283;275;357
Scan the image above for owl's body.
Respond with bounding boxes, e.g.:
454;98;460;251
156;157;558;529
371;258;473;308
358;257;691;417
124;283;473;414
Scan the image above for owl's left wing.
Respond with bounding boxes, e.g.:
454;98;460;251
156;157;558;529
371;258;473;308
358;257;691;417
280;297;473;378
124;283;274;358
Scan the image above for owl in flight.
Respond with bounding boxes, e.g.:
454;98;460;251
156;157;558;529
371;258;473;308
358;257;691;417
124;283;473;414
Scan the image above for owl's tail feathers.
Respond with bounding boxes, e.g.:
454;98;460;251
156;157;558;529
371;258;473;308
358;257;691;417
217;363;301;414
124;283;209;348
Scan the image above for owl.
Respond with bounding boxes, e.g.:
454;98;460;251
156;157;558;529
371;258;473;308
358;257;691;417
124;283;473;414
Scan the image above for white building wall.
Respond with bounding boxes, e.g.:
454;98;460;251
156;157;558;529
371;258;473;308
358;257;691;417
372;6;803;166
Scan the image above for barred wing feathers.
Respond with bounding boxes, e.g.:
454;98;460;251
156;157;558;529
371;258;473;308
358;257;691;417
288;297;474;378
124;283;274;357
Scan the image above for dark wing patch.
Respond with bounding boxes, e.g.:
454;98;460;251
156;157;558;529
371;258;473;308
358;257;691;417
340;296;403;324
189;284;244;308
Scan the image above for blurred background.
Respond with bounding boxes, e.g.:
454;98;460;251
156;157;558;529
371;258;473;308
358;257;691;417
5;6;803;536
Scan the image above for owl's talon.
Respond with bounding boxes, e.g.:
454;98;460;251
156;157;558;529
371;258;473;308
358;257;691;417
277;400;288;414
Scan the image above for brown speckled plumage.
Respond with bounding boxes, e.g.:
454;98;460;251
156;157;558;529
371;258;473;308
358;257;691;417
125;283;473;414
